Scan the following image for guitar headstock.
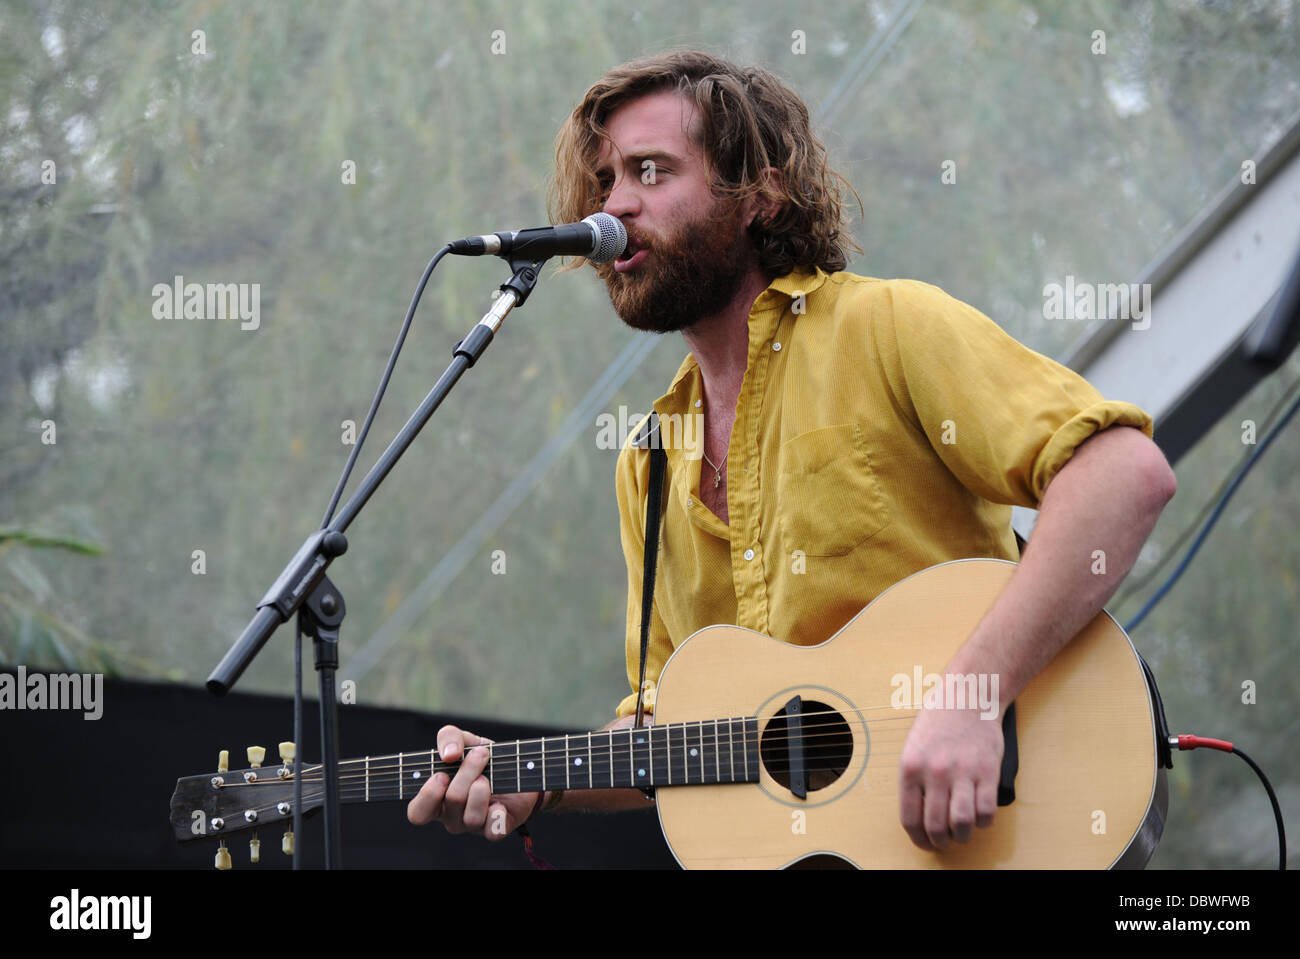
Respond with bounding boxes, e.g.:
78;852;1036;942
169;743;313;868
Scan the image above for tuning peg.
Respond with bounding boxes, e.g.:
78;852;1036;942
247;745;266;768
282;830;294;856
279;741;295;764
217;749;229;773
215;840;232;870
250;833;261;864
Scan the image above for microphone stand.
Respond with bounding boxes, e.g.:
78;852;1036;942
205;254;546;869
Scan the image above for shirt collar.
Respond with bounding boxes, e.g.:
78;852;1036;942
645;266;829;426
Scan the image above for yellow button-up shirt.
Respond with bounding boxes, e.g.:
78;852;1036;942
613;268;1153;718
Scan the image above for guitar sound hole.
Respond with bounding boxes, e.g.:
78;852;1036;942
759;701;853;792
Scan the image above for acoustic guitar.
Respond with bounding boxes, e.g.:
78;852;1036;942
169;559;1167;868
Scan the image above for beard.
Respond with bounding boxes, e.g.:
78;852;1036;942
598;198;753;334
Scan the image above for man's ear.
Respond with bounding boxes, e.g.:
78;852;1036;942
747;166;785;227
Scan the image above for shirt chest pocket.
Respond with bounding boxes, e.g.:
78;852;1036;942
775;423;890;557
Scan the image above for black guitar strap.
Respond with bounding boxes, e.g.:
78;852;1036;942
633;413;667;734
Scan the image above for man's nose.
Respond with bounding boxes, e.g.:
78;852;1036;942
602;175;640;219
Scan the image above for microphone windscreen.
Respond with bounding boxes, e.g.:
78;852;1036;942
584;212;627;264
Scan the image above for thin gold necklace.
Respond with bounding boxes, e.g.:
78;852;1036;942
701;447;728;488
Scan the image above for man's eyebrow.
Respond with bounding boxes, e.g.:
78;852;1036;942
596;150;682;175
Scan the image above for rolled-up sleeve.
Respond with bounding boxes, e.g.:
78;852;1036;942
877;279;1154;508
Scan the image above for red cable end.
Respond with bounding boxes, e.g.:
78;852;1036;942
1175;734;1234;752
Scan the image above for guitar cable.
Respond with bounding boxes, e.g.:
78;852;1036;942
1168;736;1286;871
1121;378;1300;871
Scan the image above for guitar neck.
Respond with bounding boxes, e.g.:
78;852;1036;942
326;717;761;804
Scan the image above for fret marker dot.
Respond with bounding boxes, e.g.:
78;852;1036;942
413;771;421;779
638;769;646;777
574;757;583;766
691;748;699;757
526;761;535;770
636;737;644;744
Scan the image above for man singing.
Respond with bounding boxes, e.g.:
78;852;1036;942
407;50;1175;856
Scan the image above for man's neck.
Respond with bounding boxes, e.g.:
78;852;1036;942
681;266;772;410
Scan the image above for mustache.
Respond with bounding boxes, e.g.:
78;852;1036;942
620;227;654;257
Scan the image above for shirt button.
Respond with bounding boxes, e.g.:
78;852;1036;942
694;400;702;408
772;342;782;351
687;499;693;507
743;548;755;561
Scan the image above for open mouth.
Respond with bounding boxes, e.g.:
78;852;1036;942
614;242;648;273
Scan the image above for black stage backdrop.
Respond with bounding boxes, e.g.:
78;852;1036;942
0;669;677;869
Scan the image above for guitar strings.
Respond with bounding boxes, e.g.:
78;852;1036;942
220;719;924;790
204;701;1011;827
205;729;943;825
209;711;969;803
212;750;920;826
208;700;960;783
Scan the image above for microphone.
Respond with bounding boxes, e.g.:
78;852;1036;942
448;212;627;264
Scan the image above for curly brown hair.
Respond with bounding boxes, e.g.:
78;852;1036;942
548;49;862;277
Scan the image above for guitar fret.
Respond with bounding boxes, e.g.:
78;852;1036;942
747;717;760;782
631;726;651;789
543;735;566;793
727;719;735;782
662;725;670;786
650;724;669;785
365;756;370;801
516;738;543;793
668;723;683;784
586;731;593;790
645;726;653;787
516;741;521;794
720;719;727;783
746;717;753;781
491;740;514;793
399;753;404;800
607;730;615;788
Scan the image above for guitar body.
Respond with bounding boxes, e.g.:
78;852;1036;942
653;558;1167;869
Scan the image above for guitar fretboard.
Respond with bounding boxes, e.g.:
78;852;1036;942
331;718;761;804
